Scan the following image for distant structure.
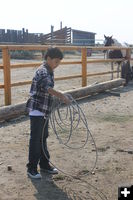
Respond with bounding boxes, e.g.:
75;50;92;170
0;28;41;44
72;29;96;46
40;26;72;45
0;24;96;46
41;26;96;46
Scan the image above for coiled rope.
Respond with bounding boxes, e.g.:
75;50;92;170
42;94;98;176
41;94;108;200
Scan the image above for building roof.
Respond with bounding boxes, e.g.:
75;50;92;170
72;29;96;35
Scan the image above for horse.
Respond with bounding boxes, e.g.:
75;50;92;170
104;35;124;61
104;35;132;85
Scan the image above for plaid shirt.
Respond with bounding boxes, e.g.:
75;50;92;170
26;62;54;118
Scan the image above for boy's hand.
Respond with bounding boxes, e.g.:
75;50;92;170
61;94;71;104
48;88;71;104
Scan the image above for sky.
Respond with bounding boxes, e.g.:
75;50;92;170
0;0;133;44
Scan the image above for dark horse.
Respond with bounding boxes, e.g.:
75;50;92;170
104;35;123;61
104;35;132;84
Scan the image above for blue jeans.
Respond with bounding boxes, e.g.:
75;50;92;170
27;116;50;170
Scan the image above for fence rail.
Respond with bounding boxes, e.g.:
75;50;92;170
0;45;132;106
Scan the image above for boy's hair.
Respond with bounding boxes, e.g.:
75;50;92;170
45;47;63;60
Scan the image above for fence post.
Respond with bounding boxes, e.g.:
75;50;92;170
81;48;87;87
2;47;11;105
111;62;114;80
126;48;131;60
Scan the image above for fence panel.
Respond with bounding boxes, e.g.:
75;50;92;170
0;45;132;106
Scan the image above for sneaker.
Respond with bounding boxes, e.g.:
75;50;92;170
27;168;42;179
40;164;58;174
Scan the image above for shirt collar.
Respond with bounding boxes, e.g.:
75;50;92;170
44;62;53;75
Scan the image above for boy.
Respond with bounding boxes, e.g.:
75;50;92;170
26;47;69;179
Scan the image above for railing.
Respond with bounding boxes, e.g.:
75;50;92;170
0;45;132;106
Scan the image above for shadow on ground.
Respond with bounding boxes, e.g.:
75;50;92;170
30;173;71;200
77;80;133;105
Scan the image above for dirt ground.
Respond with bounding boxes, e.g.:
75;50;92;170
0;53;122;107
0;55;133;200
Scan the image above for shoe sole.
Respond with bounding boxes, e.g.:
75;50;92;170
27;172;42;179
40;169;58;174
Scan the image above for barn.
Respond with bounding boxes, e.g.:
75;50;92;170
41;26;96;46
72;29;96;46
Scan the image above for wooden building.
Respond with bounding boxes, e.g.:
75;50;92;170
0;26;96;46
40;26;71;45
72;29;96;46
41;27;96;46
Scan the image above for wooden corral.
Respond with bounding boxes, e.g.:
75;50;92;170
0;45;132;106
0;27;72;45
0;28;41;44
40;27;71;45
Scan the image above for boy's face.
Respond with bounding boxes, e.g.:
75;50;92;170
47;57;61;70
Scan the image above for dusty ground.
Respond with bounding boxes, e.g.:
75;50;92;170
0;54;133;200
0;53;121;107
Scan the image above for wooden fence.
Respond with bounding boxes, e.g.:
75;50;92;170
0;27;71;45
0;45;132;106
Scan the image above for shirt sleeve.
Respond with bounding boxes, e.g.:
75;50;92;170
41;76;53;91
38;71;54;92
